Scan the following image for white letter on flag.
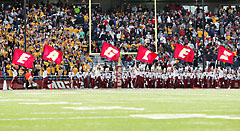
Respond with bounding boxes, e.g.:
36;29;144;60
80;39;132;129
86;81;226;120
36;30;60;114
104;47;118;58
17;53;31;64
47;50;59;61
220;50;232;61
142;50;151;60
179;48;190;58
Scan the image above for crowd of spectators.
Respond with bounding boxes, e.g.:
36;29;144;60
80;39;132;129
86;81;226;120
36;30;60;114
0;1;239;77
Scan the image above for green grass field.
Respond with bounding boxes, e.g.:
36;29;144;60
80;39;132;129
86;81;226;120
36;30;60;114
0;89;240;131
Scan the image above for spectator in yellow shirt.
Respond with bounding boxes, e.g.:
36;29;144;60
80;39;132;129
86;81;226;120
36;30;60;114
83;62;90;72
197;28;203;38
46;67;51;75
73;66;78;75
51;65;55;75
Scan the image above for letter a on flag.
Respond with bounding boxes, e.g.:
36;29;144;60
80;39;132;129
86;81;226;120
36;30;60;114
174;43;194;63
217;46;234;64
42;44;63;65
100;42;120;61
12;49;35;68
136;45;158;63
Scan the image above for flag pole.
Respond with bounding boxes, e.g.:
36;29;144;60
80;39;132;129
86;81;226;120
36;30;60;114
23;0;27;89
154;0;158;53
202;0;205;71
24;0;27;52
118;54;122;66
89;0;92;55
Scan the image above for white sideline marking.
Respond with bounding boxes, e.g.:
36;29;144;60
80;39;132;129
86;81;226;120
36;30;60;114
19;102;82;105
102;102;126;103
15;92;78;95
63;106;144;111
0;116;129;121
30;112;74;115
129;114;240;120
0;99;39;102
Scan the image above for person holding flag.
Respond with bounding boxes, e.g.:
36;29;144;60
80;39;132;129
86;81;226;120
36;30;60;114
42;67;51;89
9;65;23;90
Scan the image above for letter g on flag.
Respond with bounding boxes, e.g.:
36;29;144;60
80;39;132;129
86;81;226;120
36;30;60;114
100;42;120;61
104;47;119;58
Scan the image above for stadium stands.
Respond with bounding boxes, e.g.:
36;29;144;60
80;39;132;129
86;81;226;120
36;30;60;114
0;2;239;89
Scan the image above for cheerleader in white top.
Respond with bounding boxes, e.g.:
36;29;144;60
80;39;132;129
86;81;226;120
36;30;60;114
183;68;189;88
189;68;195;88
196;68;203;88
68;70;74;88
10;65;23;90
166;67;173;88
156;67;162;88
226;69;233;89
173;66;179;88
217;67;224;88
76;71;83;88
162;68;167;88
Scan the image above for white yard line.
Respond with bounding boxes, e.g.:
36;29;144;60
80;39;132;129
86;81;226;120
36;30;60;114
15;92;79;95
63;106;144;111
0;116;129;121
30;112;74;115
129;114;240;120
0;99;39;102
19;102;82;105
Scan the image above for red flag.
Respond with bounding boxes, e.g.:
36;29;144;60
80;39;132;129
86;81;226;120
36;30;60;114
100;42;120;61
217;46;234;64
42;44;63;65
12;49;35;68
174;43;194;62
136;45;158;63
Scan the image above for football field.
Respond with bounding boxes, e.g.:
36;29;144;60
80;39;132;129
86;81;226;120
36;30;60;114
0;89;240;131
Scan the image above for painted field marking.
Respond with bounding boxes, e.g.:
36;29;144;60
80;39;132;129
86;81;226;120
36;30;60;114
0;116;129;121
30;112;74;115
15;92;79;95
129;114;240;120
0;99;39;102
63;106;144;111
19;102;82;105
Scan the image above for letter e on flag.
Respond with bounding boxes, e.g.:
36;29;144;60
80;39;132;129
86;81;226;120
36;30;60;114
174;43;194;62
42;44;63;65
12;49;35;68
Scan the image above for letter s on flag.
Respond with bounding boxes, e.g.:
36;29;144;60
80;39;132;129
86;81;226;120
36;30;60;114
174;43;194;63
217;46;234;64
12;49;35;68
42;44;63;65
100;42;120;61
